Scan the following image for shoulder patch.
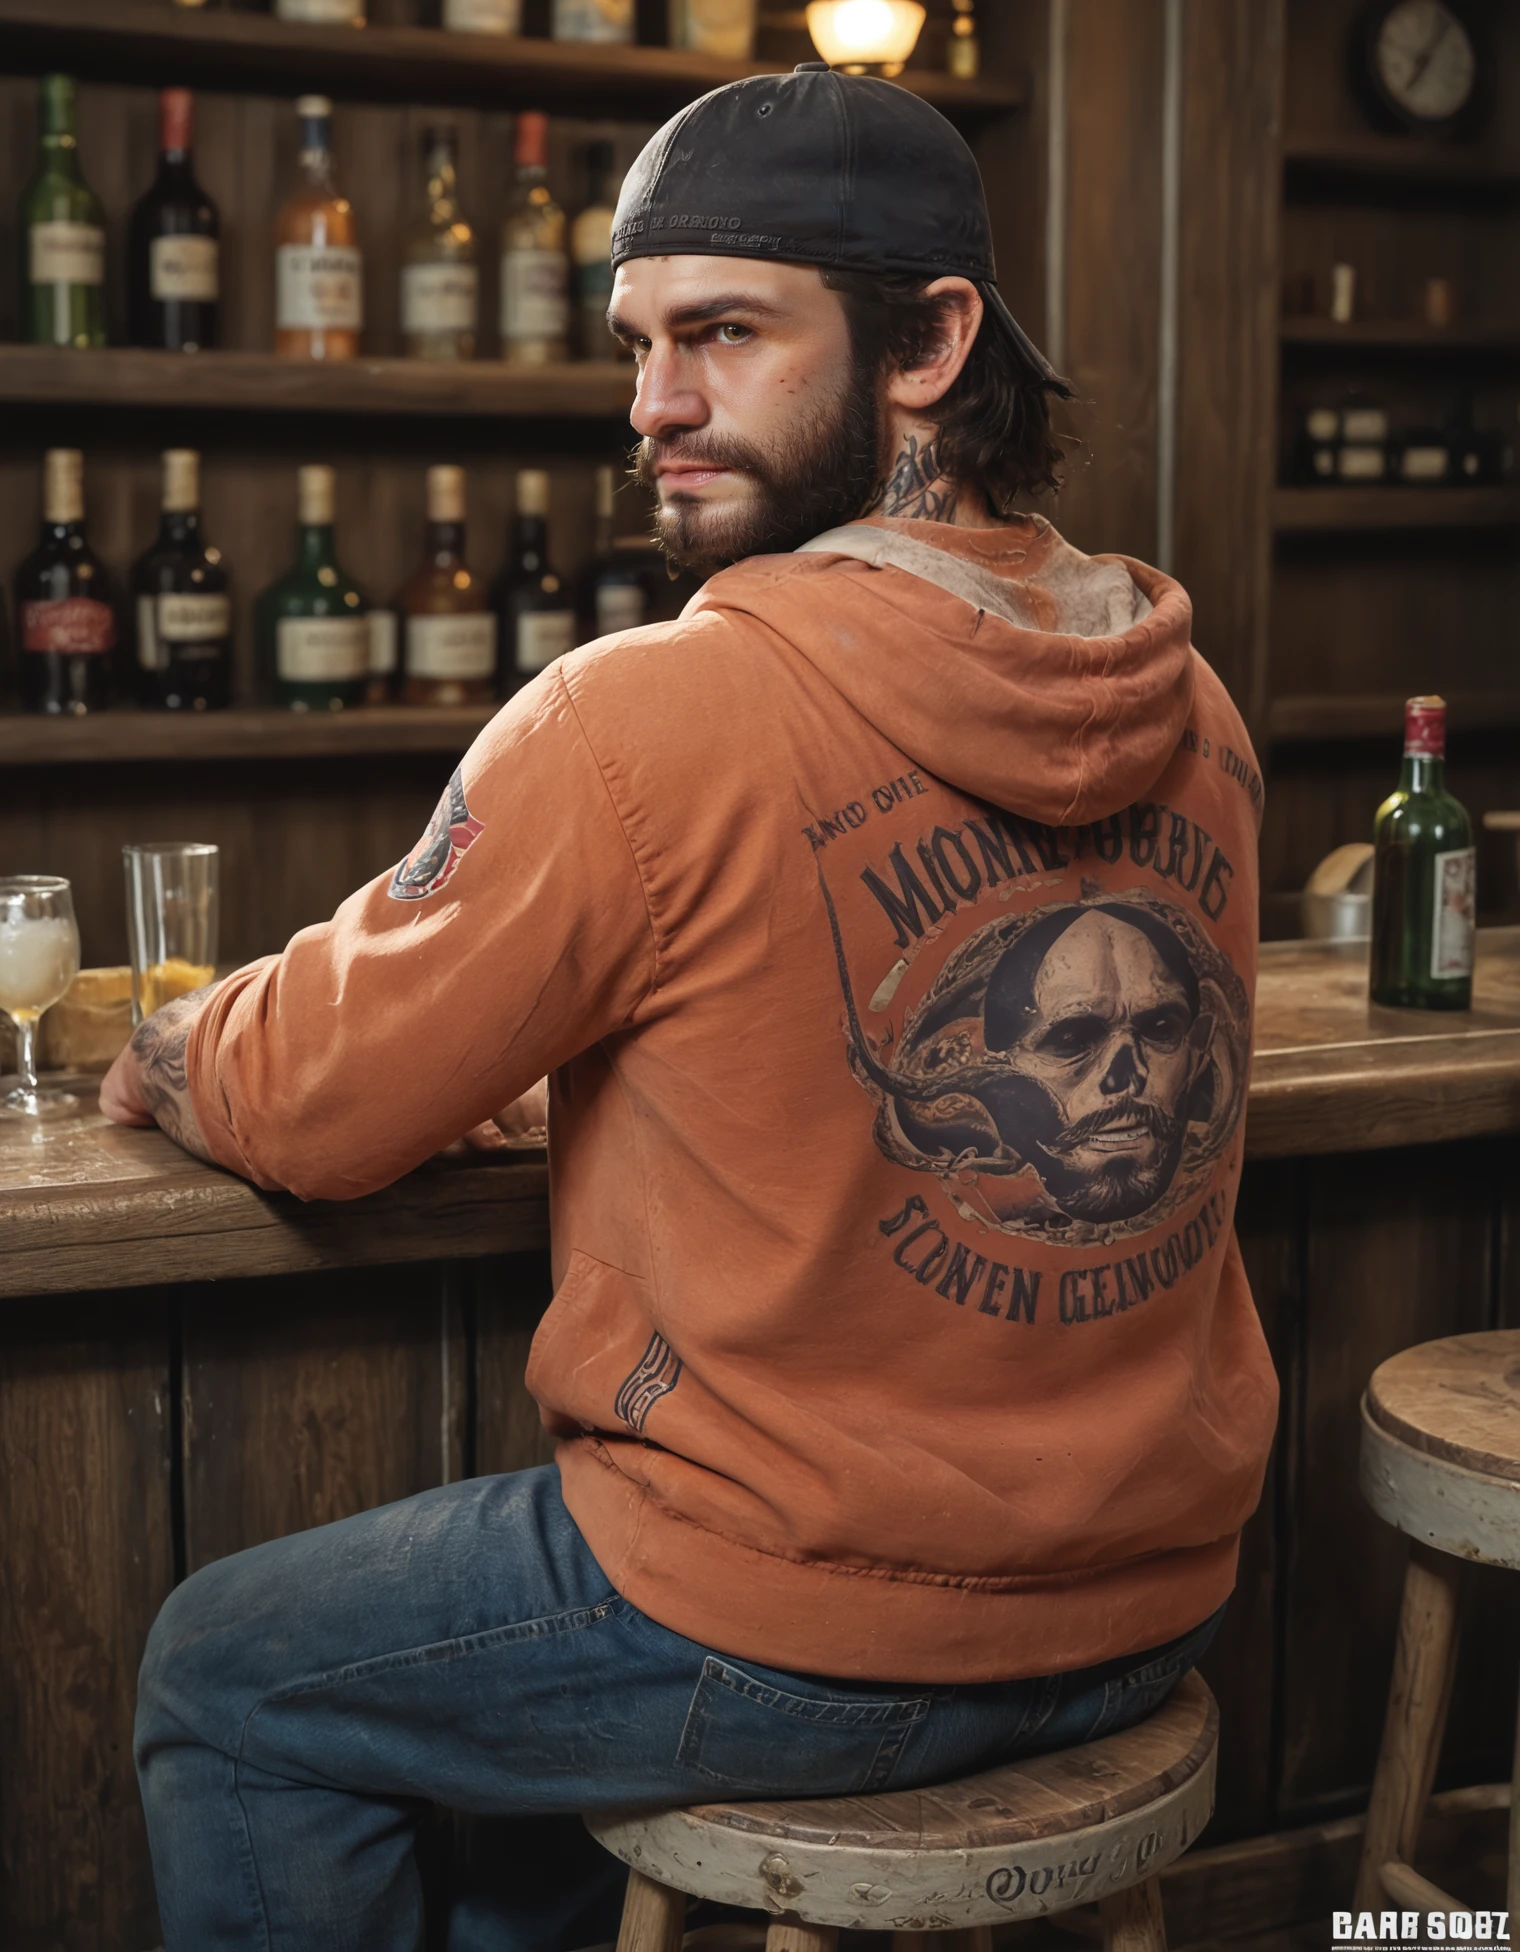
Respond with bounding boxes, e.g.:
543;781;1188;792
388;767;485;902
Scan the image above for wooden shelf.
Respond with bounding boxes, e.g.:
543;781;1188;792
1272;487;1520;533
1268;691;1520;743
1282;129;1520;194
0;0;1025;117
1280;318;1520;354
0;705;497;767
0;345;636;420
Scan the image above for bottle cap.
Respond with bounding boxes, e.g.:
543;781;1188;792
43;449;84;526
426;465;466;524
594;464;615;521
514;112;549;170
160;88;194;152
162;449;200;514
516;469;550;517
297;95;333;118
1404;695;1447;759
298;464;336;526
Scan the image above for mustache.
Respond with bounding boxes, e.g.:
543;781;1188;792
1046;1100;1179;1155
635;434;771;488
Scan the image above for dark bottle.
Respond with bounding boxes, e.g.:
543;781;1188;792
131;449;232;711
255;465;370;711
13;449;118;715
20;74;106;350
128;89;220;352
1370;695;1476;1012
494;468;576;692
579;463;648;642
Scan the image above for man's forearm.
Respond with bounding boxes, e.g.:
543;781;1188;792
123;988;216;1163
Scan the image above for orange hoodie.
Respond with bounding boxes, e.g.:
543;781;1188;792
188;514;1278;1683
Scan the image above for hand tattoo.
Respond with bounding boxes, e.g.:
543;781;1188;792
130;986;216;1163
872;433;954;522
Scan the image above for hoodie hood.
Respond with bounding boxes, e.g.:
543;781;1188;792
689;514;1196;828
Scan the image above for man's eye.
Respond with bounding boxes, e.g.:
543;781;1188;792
714;323;751;344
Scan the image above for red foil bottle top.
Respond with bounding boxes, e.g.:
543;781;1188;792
1404;694;1446;759
160;88;194;153
514;111;548;169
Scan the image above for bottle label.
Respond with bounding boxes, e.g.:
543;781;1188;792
277;616;370;682
674;0;755;57
138;593;232;670
500;249;569;341
514;609;576;674
29;221;106;287
276;0;362;18
595;583;647;636
277;245;364;330
151;234;219;303
1336;445;1385;481
369;610;398;677
402;262;479;335
1399;445;1448;482
443;0;521;26
405;613;498;680
22;597;115;654
552;0;633;38
1430;848;1476;982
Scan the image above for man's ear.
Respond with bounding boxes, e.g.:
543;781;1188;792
881;277;983;416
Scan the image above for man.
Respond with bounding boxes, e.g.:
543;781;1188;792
104;66;1278;1952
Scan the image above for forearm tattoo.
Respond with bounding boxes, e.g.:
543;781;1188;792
130;986;215;1162
872;433;954;522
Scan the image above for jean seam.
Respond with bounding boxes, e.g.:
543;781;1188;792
228;1751;276;1951
692;1656;932;1730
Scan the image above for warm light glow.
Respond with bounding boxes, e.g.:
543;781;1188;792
805;0;926;70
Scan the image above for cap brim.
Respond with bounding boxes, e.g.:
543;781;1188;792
979;282;1061;387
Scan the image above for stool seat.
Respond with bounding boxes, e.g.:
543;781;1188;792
1361;1331;1520;1571
588;1670;1217;1931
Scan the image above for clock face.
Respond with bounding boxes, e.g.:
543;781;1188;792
1374;1;1476;123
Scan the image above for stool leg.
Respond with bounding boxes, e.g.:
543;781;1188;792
1099;1875;1166;1952
767;1925;837;1952
1353;1541;1462;1911
616;1868;686;1952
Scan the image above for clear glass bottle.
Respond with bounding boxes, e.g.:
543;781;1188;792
493;469;576;692
20;74;106;351
131;449;232;712
571;140;620;362
499;113;569;366
275;96;363;362
401;125;478;363
1369;695;1476;1011
255;465;370;711
553;0;633;40
669;0;755;56
399;467;497;708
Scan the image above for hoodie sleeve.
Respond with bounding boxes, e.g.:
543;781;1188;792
185;666;655;1200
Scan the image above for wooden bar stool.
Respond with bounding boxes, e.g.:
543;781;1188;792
587;1669;1217;1952
1356;1329;1520;1916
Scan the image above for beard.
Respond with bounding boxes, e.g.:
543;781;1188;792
633;354;884;572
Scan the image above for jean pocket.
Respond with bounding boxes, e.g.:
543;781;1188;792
675;1655;932;1795
1080;1606;1225;1745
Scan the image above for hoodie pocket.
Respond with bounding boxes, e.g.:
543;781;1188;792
675;1654;932;1795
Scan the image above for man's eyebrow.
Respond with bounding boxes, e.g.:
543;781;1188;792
607;294;788;339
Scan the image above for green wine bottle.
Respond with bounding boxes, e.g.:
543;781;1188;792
1369;695;1476;1011
21;74;107;350
255;466;370;712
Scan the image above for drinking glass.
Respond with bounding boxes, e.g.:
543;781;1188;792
0;877;82;1119
124;843;219;1026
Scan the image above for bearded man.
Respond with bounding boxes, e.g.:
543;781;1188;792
104;65;1276;1952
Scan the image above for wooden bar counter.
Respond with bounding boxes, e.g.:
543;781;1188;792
3;932;1520;1949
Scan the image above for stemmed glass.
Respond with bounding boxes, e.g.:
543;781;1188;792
0;877;82;1120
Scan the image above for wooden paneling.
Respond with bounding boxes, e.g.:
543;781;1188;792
474;1249;559;1477
0;1292;172;1952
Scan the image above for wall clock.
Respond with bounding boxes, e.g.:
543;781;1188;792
1359;0;1482;136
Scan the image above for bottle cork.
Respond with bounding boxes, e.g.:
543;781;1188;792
594;464;615;521
297;95;333;119
298;464;336;526
162;449;200;514
516;468;550;517
426;465;466;524
43;449;84;526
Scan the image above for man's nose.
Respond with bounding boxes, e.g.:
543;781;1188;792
1098;1032;1146;1096
630;344;709;442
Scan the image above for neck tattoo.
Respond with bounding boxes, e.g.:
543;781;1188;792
873;432;954;522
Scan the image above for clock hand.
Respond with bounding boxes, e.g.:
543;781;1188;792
1405;19;1453;94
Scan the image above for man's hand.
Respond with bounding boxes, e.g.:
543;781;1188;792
100;988;217;1164
460;1077;548;1153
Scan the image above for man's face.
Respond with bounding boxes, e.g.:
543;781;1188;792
610;255;882;570
988;911;1209;1222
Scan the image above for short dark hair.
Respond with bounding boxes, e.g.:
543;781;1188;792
821;268;1074;516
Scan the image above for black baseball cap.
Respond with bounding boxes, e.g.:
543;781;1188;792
610;63;1057;386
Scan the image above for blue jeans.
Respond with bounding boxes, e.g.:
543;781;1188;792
135;1463;1223;1952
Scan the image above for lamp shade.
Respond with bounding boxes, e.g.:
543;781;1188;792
805;0;926;70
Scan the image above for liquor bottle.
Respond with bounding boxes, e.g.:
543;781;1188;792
255;466;370;711
131;450;232;712
401;126;478;363
571;141;619;362
275;97;363;361
128;89;220;352
494;470;576;691
443;0;521;26
947;0;979;76
19;75;106;351
669;0;756;56
275;0;366;21
499;114;569;366
581;464;649;641
14;450;118;716
1369;696;1476;1012
1293;407;1340;485
553;0;633;40
398;467;498;707
1336;401;1389;483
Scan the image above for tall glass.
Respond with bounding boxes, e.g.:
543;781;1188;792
0;877;82;1119
124;843;219;1024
